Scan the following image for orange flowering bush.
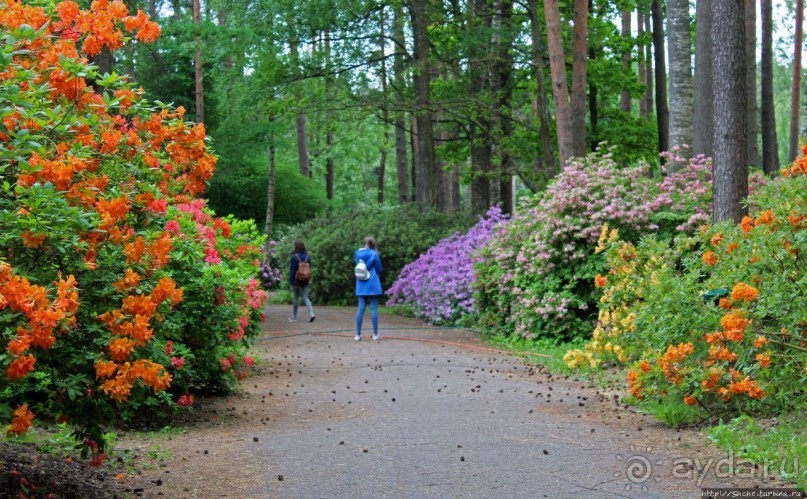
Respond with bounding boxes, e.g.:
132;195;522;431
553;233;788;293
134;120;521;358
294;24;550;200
0;0;265;458
572;161;805;417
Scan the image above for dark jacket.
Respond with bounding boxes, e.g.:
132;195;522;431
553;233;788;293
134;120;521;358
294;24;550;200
289;252;311;287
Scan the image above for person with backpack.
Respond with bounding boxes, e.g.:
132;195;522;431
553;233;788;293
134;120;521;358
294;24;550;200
354;236;382;341
289;240;315;323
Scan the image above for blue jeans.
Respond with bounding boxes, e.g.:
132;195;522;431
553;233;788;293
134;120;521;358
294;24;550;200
356;296;379;337
292;285;314;318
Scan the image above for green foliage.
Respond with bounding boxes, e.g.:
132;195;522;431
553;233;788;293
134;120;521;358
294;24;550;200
278;205;473;305
708;414;807;490
206;155;327;228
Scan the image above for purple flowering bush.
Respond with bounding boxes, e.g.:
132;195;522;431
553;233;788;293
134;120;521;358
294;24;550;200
386;207;508;324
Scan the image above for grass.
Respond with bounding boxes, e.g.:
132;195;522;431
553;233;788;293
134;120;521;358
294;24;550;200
708;413;807;490
640;399;708;428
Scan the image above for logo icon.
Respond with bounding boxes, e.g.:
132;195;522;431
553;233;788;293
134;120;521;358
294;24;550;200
615;445;664;492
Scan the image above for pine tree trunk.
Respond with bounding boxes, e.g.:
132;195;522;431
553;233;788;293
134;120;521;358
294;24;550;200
544;0;574;167
408;0;436;207
192;0;204;124
620;8;632;114
694;0;714;159
744;0;759;167
637;9;647;116
644;14;654;117
325;33;334;199
712;0;748;223
288;27;310;177
263;144;276;263
378;13;389;204
494;0;515;215
393;2;411;204
571;0;588;157
761;0;780;175
667;0;693;154
470;0;493;213
651;0;669;156
789;0;804;162
527;0;556;174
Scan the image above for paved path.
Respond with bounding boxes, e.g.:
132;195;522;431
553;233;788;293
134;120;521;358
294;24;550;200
127;305;776;498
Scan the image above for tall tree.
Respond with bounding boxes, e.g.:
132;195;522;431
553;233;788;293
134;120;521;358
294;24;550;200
288;20;310;177
620;5;631;113
408;0;437;207
325;32;335;200
527;0;556;174
192;0;204;123
493;0;515;214
712;0;748;223
694;0;713;159
570;0;588;157
263;143;276;260
643;13;654;117
637;8;648;116
378;13;389;204
544;0;574;167
744;0;759;167
392;1;411;204
651;0;669;155
760;0;780;175
470;0;493;213
667;0;693;153
790;0;804;162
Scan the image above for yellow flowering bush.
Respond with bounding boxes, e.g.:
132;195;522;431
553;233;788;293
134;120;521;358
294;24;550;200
570;158;806;416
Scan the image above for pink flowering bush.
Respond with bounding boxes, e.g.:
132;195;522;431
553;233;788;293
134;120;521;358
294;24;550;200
386;207;508;323
475;149;660;340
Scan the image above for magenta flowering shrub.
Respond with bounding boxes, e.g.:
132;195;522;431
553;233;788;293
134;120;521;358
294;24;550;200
386;207;508;323
475;149;661;340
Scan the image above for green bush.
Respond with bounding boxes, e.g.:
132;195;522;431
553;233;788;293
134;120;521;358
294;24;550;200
206;156;327;228
278;205;473;305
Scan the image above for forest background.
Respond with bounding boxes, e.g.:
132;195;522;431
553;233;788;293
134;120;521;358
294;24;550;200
104;0;804;233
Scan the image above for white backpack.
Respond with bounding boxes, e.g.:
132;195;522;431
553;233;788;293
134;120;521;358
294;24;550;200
354;259;371;281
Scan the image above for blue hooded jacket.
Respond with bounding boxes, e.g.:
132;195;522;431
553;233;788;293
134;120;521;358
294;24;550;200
355;248;382;296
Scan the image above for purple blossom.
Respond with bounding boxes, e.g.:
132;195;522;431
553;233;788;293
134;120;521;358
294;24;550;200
386;207;508;323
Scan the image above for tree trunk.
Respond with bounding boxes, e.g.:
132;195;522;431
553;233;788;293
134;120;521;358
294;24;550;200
712;0;748;223
289;31;310;177
469;0;493;213
408;0;436;207
644;13;654;117
620;7;631;113
493;0;515;215
694;0;714;159
192;0;204;124
393;2;411;204
325;33;335;200
571;0;588;157
544;0;574;167
651;0;669;156
588;0;598;151
789;0;804;162
263;143;276;262
761;0;780;175
410;113;420;202
378;13;389;204
744;0;759;167
527;0;556;174
667;0;693;154
637;9;647;116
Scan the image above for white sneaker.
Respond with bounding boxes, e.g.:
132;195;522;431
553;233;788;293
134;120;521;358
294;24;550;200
288;317;298;323
354;334;361;341
372;334;379;341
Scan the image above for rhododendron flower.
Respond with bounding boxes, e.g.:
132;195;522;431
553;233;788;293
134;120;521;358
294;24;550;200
171;356;185;369
702;251;718;266
242;356;254;367
164;340;174;354
753;336;768;348
710;233;723;246
683;395;698;406
754;210;775;226
594;275;607;288
89;453;107;468
740;216;755;233
6;354;36;380
149;198;168;215
730;282;758;302
165;220;181;234
6;404;34;437
755;353;770;368
177;394;193;406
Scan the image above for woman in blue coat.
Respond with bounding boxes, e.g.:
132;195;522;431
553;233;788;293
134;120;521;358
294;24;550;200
289;240;315;322
354;236;382;341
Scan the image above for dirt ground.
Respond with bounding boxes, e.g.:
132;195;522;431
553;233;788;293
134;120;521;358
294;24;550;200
1;304;796;498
